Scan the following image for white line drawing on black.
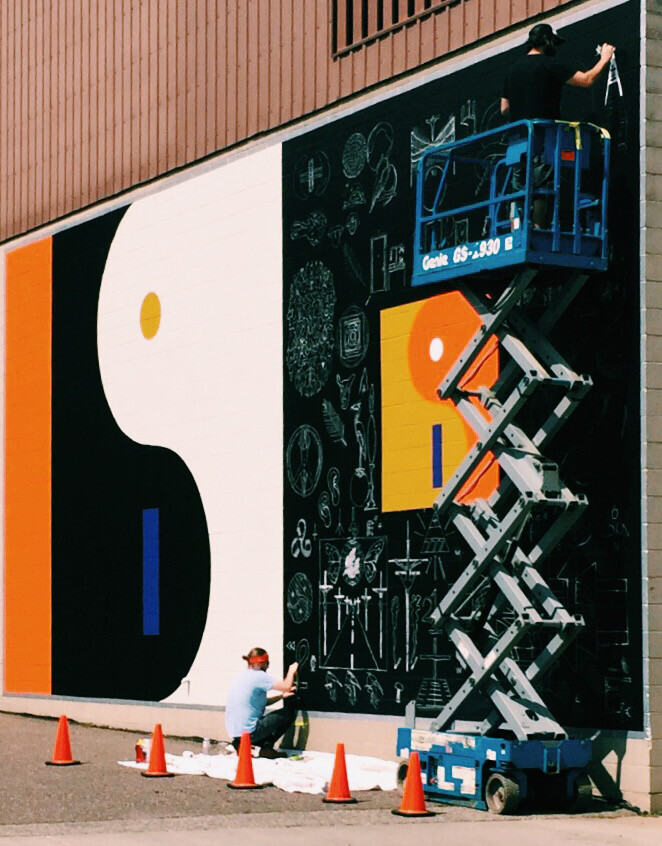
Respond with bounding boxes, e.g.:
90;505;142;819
310;655;317;672
459;99;477;136
394;682;404;704
343;132;368;178
324;544;342;585
367;122;394;168
363;537;386;584
337;306;369;369
350;401;369;509
286;641;295;652
372;572;388;660
286;424;323;497
454;217;469;244
596;577;630;648
388;243;406;287
366;122;397;211
327;467;341;506
360;587;372;629
320;570;334;653
344;670;362;705
325;670;343;702
388;243;405;273
328;224;344;248
342;182;367;210
286;572;314;624
365;385;378;512
318;491;332;529
312;524;319;542
417;509;451;580
333;586;346;629
410;594;423;670
291;518;312;559
343;243;364;286
389;523;427;672
322;399;347;446
348;506;359;539
370;157;398;212
346;212;360;235
342;539;362;587
290;210;328;246
335;507;344;537
336;373;355;411
391;596;401;669
294;151;330;199
370;234;389;295
295;638;311;669
365;673;384;710
320;536;388;671
415;591;452;711
410;114;456;185
286;261;336;397
359;368;369;395
607;506;631;541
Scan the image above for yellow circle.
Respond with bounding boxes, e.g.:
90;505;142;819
140;292;161;340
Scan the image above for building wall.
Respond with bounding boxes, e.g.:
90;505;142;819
644;0;662;812
0;0;580;244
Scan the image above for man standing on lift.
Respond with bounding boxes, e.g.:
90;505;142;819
501;23;614;227
501;23;614;123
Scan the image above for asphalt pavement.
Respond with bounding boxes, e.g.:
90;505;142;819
0;711;660;845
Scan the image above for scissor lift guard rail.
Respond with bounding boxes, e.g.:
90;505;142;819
396;120;610;814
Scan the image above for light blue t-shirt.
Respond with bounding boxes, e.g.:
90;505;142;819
225;670;275;738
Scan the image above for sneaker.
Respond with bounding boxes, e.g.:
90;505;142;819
258;746;288;759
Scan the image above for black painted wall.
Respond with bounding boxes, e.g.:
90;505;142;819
51;210;211;700
283;2;643;730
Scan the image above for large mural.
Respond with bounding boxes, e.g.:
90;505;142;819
282;1;643;730
5;146;285;704
3;2;641;733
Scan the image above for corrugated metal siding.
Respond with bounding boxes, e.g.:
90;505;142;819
0;0;581;242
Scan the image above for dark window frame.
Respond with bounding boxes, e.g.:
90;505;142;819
332;0;464;57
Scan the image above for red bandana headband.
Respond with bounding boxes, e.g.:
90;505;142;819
249;653;269;665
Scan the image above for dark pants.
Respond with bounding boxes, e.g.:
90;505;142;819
233;697;297;750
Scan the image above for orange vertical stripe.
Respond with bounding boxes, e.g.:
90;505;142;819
5;237;52;694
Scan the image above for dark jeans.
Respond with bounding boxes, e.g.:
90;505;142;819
232;696;297;750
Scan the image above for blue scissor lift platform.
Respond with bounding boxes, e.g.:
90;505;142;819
397;120;610;814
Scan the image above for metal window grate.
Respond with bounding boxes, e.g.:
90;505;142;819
332;0;463;56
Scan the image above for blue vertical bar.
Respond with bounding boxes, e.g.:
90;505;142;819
143;508;160;636
432;424;442;488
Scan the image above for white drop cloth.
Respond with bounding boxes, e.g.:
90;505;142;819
118;749;398;795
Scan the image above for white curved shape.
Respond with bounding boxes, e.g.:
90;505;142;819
97;146;283;706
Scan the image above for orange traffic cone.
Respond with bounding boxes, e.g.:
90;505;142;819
392;752;435;817
141;723;174;778
323;743;357;804
46;715;81;766
227;732;264;789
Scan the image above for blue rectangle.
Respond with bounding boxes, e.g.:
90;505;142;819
432;424;442;489
142;508;160;636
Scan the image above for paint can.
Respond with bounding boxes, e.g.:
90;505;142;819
135;738;150;763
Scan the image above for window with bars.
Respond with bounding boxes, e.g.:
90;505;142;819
332;0;462;56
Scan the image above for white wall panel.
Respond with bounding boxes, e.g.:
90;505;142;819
97;144;283;706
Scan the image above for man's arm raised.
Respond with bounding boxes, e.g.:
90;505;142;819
568;43;615;88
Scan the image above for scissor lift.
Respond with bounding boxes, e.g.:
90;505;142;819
396;120;611;814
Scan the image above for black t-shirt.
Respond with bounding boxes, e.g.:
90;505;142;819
502;54;576;121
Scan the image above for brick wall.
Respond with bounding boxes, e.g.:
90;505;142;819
646;0;662;814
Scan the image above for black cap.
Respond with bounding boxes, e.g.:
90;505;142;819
526;23;565;48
